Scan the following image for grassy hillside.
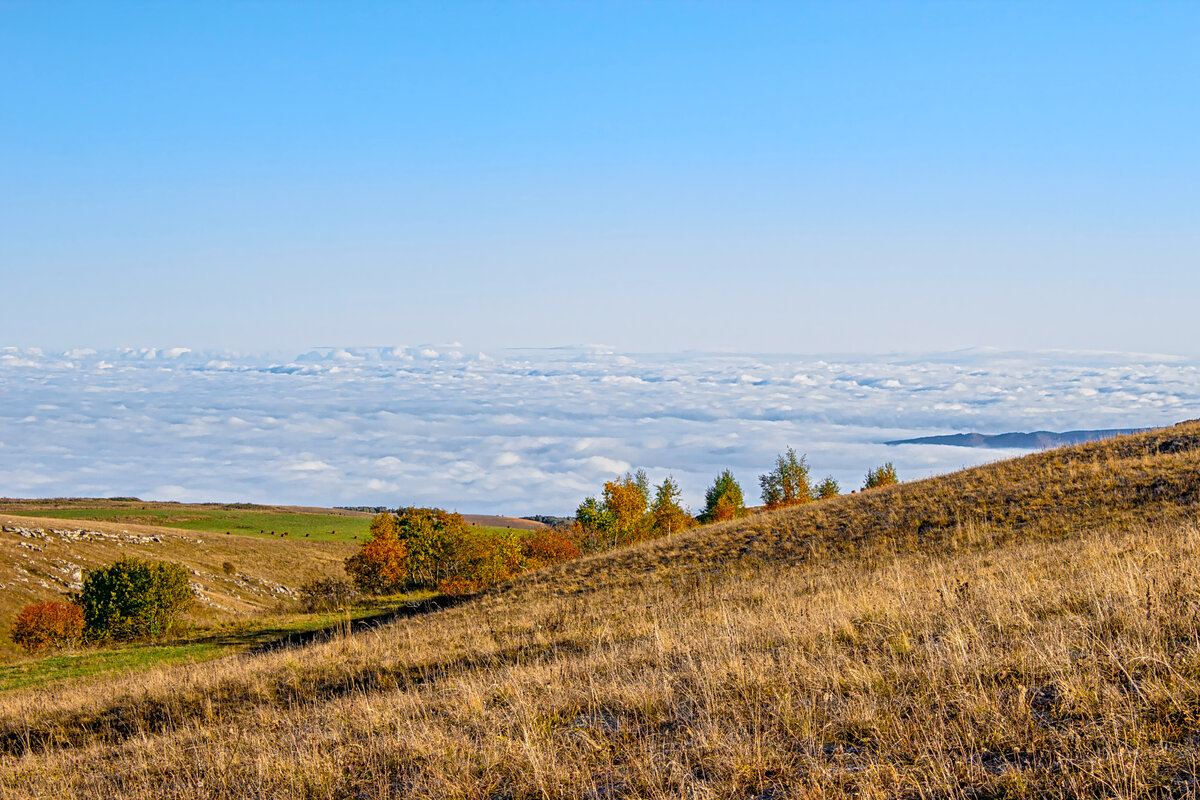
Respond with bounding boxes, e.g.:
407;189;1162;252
0;512;357;662
3;423;1200;798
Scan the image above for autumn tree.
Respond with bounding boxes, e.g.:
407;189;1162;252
814;476;841;498
344;513;409;595
759;447;813;509
700;469;745;523
438;527;523;596
388;507;468;588
650;476;694;535
864;462;899;490
574;470;652;551
603;470;651;545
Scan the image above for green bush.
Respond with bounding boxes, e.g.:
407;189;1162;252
864;462;899;490
79;558;194;640
814;476;841;498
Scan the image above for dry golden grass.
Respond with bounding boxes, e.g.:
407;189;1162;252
3;423;1200;798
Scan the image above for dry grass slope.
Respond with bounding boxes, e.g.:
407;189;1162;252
3;423;1200;798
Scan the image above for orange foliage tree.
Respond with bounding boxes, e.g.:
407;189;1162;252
603;471;651;545
11;601;84;653
344;513;409;594
438;528;523;596
574;470;652;552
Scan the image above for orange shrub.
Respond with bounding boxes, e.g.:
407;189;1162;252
436;576;481;597
521;527;580;570
11;601;84;653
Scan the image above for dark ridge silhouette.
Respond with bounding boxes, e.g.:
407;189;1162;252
886;427;1155;449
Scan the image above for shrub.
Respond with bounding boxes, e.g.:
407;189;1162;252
700;469;745;523
815;476;841;498
11;601;84;653
79;558;193;640
521;527;581;570
864;462;899;490
298;576;358;612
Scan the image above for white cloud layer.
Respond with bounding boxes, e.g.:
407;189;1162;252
0;346;1195;514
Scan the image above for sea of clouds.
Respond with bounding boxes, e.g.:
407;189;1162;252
0;345;1195;515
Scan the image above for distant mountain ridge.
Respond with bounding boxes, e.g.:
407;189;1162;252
886;427;1155;449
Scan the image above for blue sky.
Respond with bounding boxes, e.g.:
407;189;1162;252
3;2;1198;354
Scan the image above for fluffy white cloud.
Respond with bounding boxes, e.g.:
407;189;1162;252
0;346;1195;514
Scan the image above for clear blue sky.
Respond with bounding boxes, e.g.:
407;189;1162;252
3;1;1197;354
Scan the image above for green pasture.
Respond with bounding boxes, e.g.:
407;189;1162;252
16;507;376;542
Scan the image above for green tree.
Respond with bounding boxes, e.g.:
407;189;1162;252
573;495;615;553
650;476;694;535
814;475;841;498
864;462;899;490
700;469;745;523
79;558;193;640
759;447;813;509
393;507;472;589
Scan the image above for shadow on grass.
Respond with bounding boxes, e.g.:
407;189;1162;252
243;594;471;654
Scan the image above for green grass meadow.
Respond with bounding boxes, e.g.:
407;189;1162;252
14;507;376;542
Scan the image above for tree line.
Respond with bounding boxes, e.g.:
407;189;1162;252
343;451;899;600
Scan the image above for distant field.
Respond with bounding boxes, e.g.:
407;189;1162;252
0;500;545;542
12;507;375;542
